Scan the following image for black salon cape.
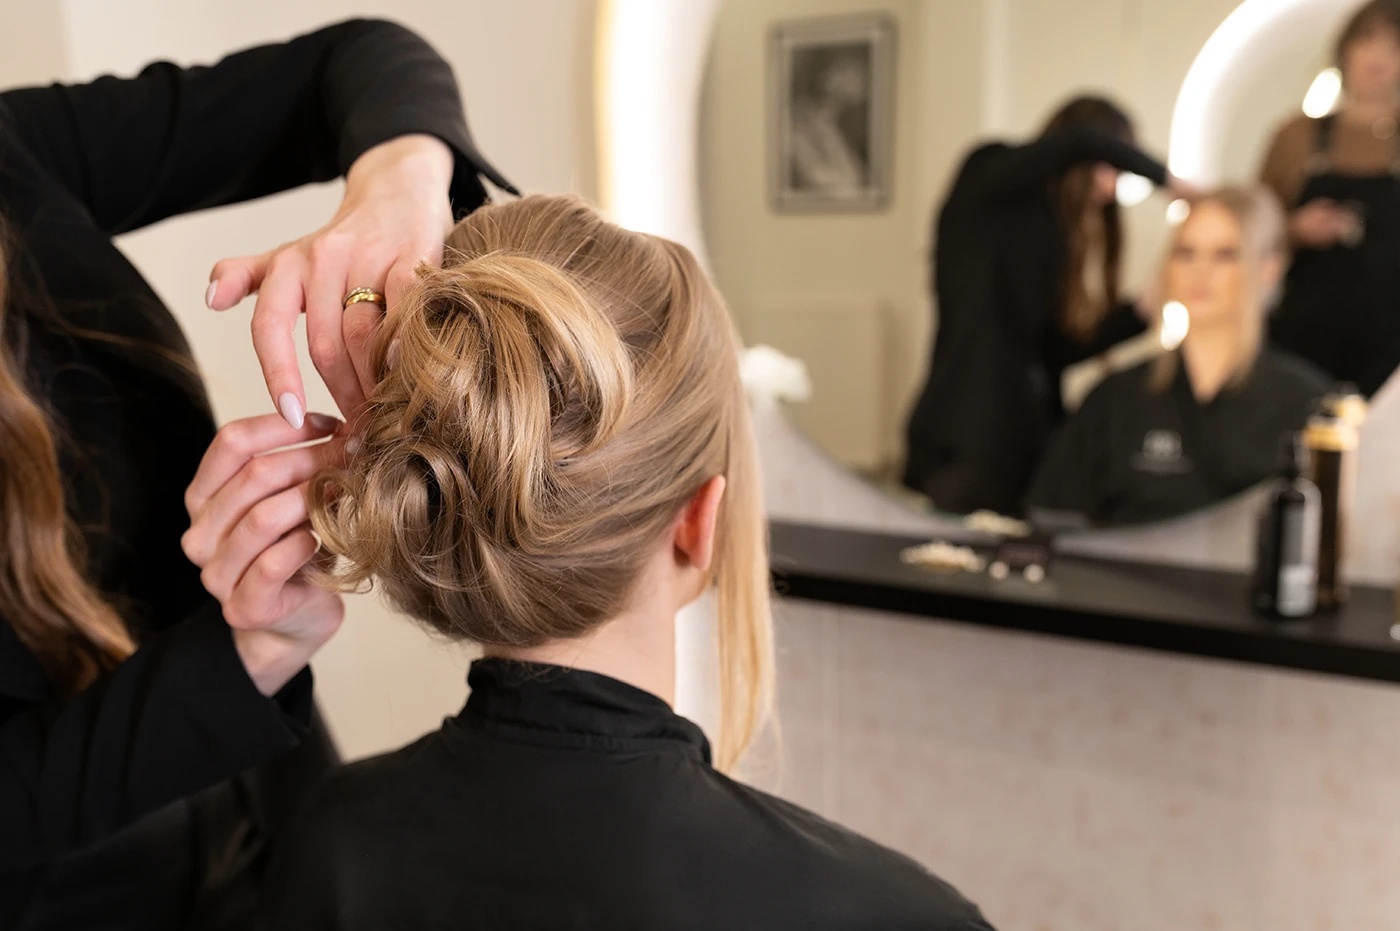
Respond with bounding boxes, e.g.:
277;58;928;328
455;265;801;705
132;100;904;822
0;20;508;930
903;126;1168;516
1025;351;1329;527
259;659;998;931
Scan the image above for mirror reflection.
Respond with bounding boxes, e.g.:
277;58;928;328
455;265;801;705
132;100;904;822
701;0;1398;530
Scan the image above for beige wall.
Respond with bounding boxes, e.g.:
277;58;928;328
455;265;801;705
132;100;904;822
37;0;597;759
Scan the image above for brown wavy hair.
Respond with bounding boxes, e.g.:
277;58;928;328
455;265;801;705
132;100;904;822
0;227;135;695
1042;96;1134;343
308;194;774;770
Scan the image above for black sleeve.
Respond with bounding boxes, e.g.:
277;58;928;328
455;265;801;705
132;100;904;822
0;602;312;871
1024;385;1112;522
974;126;1168;201
1064;301;1149;364
0;18;515;235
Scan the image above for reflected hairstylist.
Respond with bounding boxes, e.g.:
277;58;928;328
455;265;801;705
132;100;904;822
1263;0;1400;396
903;95;1187;517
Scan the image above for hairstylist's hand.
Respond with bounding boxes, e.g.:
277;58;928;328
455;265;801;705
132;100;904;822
1166;174;1200;202
181;413;347;697
205;134;456;427
1291;198;1358;249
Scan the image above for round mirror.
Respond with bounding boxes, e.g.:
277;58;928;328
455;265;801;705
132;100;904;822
700;0;1391;532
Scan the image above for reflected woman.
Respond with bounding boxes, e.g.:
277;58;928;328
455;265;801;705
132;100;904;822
903;95;1181;517
252;195;998;930
1262;0;1400;396
1026;187;1328;528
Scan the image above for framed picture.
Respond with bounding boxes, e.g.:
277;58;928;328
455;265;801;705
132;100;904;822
769;14;895;213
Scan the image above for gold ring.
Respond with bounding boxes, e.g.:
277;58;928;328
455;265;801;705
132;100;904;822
343;287;386;309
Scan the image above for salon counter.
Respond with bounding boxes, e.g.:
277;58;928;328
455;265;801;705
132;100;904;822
769;520;1400;684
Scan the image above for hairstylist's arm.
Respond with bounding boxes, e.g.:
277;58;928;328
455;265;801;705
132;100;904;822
1;18;515;424
0;412;343;870
182;414;348;696
209;135;455;425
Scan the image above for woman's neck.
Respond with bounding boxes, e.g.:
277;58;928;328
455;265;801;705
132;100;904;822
1180;325;1247;402
1343;91;1399;125
485;563;679;705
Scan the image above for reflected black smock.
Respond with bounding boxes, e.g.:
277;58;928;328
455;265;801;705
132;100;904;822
261;659;998;931
903;127;1167;516
1270;115;1400;396
0;20;509;930
1025;351;1328;527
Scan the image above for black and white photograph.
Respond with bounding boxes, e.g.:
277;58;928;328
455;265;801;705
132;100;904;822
769;14;894;212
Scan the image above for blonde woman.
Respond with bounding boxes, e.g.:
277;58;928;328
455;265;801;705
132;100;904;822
1026;187;1329;527
188;195;997;929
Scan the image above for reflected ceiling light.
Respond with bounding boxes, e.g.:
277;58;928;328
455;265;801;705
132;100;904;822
1166;198;1192;225
1160;301;1190;350
1116;172;1153;207
1169;0;1320;184
1302;67;1342;118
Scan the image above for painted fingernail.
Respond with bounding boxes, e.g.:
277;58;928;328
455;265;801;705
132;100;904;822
205;280;219;309
307;413;340;432
278;393;305;430
345;436;362;456
386;339;401;371
308;528;324;555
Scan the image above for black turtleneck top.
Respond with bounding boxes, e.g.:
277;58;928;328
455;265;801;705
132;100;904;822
260;659;997;930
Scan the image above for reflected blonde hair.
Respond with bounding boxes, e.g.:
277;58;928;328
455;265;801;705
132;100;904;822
1149;185;1285;393
308;195;774;770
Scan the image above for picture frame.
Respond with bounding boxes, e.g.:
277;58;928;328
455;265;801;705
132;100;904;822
768;13;895;213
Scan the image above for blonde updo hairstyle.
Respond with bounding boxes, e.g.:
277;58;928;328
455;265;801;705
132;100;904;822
307;195;774;770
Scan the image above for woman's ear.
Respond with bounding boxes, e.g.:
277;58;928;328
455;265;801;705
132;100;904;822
674;476;727;573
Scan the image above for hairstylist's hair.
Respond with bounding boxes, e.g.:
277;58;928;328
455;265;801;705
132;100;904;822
308;194;774;770
1335;0;1400;71
0;224;134;695
1149;185;1286;393
1041;95;1134;343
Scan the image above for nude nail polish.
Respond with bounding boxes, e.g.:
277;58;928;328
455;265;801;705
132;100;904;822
205;280;219;309
279;393;305;430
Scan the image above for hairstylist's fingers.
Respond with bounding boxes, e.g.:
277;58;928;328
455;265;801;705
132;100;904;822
225;527;326;631
207;250;274;311
184;446;325;568
384;248;436;315
342;300;384;400
198;484;311;602
250;253;312;428
184;413;339;522
306;244;369;419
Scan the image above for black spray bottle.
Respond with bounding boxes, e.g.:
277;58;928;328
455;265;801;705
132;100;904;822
1252;433;1321;619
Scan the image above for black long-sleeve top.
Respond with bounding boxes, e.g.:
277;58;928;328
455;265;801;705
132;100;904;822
1024;350;1328;527
259;659;998;930
0;20;508;929
903;126;1168;517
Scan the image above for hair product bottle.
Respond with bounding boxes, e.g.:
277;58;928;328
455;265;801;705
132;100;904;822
1303;387;1365;609
1252;434;1321;619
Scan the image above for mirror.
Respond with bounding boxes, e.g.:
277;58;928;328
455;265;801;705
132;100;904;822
700;0;1392;530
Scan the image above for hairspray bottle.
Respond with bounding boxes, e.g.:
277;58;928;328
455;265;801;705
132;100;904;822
1303;389;1363;609
1252;434;1321;618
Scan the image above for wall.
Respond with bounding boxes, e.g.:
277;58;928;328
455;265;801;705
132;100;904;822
44;0;597;759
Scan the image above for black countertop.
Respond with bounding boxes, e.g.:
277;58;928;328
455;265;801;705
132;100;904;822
770;520;1400;683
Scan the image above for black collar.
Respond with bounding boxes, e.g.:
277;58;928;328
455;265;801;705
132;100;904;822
456;658;711;764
